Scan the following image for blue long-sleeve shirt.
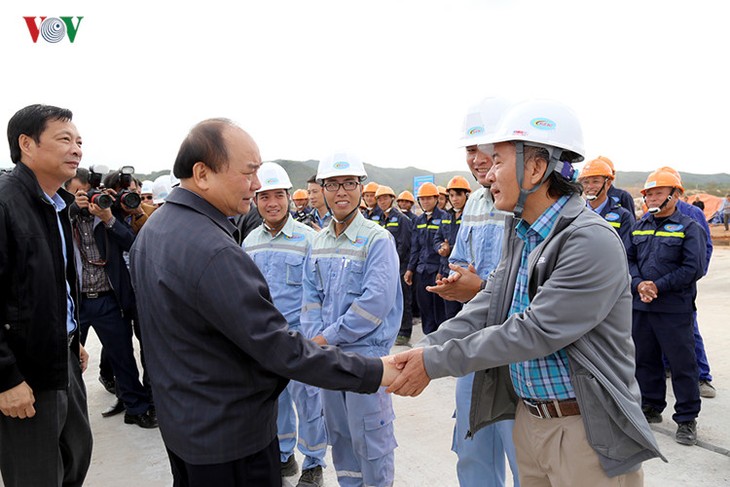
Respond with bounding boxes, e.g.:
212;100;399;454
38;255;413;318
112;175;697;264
301;212;402;354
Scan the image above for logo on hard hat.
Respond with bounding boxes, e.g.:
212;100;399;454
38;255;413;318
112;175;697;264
265;177;279;185
333;161;350;170
467;126;484;136
531;118;556;130
512;130;528;136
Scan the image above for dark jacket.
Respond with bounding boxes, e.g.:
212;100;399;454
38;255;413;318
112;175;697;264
627;209;705;313
0;162;80;392
71;207;137;316
408;207;449;274
130;187;382;464
380;207;413;273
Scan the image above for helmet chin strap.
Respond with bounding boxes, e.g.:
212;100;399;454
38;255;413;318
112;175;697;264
512;141;573;219
585;178;608;202
645;188;676;214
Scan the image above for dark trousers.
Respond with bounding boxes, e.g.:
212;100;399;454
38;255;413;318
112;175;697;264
99;318;153;399
632;310;701;423
79;295;151;415
167;437;280;487
0;353;93;487
415;270;445;335
398;272;413;338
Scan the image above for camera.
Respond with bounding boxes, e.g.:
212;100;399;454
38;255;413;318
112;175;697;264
86;164;113;210
114;166;141;210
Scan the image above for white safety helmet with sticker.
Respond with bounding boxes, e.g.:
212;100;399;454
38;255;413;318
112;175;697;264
256;162;292;194
458;96;514;148
316;151;367;183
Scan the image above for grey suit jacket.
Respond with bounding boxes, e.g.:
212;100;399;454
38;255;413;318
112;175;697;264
130;187;382;464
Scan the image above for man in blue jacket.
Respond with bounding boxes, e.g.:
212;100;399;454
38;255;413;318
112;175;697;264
628;168;705;446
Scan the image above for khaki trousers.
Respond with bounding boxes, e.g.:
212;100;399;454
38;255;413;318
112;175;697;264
513;402;644;487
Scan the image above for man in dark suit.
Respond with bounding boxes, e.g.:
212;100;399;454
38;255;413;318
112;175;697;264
0;104;93;486
130;118;398;487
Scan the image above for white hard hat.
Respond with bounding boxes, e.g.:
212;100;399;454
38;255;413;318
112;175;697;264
140;180;154;195
152;175;173;205
256;162;292;194
457;96;514;148
316;151;367;183
169;171;180;188
485;98;585;163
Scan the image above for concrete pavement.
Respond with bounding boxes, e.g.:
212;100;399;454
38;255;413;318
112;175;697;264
22;248;730;486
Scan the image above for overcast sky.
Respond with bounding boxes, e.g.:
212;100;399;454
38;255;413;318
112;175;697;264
2;0;729;177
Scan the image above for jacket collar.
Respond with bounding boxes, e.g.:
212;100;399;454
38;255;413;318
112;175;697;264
165;186;238;237
13;161;75;207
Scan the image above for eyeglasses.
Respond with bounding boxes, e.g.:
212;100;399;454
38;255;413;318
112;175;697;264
323;181;359;192
141;195;154;201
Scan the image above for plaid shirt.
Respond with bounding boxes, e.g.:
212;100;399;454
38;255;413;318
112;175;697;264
508;195;575;400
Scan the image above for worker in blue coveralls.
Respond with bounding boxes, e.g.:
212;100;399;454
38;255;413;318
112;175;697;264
301;152;402;487
361;181;383;224
577;158;634;249
628;168;705;446
396;191;417;221
426;97;519;487
242;162;326;487
654;167;716;400
433;175;471;321
374;185;414;347
404;182;449;335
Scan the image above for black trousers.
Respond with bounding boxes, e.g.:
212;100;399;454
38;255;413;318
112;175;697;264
0;353;93;487
398;272;413;338
79;295;151;415
167;437;280;487
415;270;445;335
632;309;701;423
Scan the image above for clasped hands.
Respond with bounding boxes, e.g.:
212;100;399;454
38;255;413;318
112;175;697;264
379;348;431;397
637;280;658;303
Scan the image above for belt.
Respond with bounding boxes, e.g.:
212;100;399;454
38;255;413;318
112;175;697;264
522;398;580;419
82;291;113;299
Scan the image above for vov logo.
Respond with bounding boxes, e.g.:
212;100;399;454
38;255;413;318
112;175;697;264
23;17;83;44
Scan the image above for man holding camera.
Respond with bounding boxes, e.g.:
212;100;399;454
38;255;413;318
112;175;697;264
72;166;156;428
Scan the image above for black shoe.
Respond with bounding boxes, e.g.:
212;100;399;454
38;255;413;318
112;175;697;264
642;406;662;424
281;455;298;477
98;375;116;394
297;466;323;487
675;420;697;446
101;398;125;418
124;409;158;429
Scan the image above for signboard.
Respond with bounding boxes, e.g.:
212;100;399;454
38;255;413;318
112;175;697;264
413;175;435;195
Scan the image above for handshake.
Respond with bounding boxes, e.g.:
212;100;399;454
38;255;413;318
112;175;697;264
378;348;431;397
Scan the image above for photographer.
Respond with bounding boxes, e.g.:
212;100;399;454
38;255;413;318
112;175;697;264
103;168;156;234
71;165;156;428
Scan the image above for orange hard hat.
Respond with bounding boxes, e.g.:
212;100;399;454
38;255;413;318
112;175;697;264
579;159;614;180
641;169;684;195
363;181;380;194
375;185;396;199
397;190;415;203
417;182;440;198
446;175;472;192
292;189;309;200
597;155;615;175
437;185;448;196
656;166;682;181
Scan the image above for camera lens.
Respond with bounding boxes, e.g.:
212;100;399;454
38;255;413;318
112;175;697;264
91;192;114;209
121;191;141;209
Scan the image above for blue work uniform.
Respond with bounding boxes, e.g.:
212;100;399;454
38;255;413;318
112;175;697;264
587;197;634;250
380;207;414;339
242;217;327;471
627;209;705;423
402;209;417;221
362;205;384;225
446;187;519;487
434;207;464;320
301;211;402;487
408;207;449;335
608;185;636;218
676;200;714;382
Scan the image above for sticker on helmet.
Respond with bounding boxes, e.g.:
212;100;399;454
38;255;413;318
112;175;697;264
605;212;620;221
333;161;350;170
265;178;279;184
664;224;684;232
467;126;484;136
512;130;528;136
530;118;556;130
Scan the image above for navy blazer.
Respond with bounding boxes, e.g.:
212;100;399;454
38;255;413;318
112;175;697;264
130;187;382;464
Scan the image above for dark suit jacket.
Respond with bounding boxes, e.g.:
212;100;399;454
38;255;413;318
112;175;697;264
130;187;382;464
